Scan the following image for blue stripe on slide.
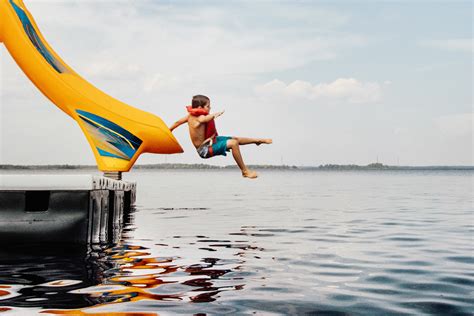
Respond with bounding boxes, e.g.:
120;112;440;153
9;0;67;73
76;109;142;149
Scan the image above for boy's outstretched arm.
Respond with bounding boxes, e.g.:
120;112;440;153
198;110;225;123
169;115;189;132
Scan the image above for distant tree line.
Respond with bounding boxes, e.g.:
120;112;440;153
315;163;391;170
0;163;297;170
0;164;95;170
0;163;471;171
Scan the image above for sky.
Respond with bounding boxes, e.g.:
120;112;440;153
0;0;472;167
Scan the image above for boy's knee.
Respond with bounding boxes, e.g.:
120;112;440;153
228;139;238;148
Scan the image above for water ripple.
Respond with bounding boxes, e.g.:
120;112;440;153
1;170;472;315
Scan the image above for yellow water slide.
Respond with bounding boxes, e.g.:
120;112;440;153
0;0;183;172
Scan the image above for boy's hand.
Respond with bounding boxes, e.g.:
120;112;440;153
214;110;224;118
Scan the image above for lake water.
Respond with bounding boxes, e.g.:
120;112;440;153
0;169;473;315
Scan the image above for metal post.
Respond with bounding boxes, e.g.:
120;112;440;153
103;171;122;180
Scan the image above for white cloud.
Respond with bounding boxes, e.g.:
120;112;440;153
420;38;473;53
24;1;366;79
143;73;185;93
255;78;385;104
84;61;142;79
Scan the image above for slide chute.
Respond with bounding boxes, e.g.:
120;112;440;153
0;0;183;172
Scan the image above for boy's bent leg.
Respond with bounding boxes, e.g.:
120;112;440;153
234;137;273;146
226;139;258;179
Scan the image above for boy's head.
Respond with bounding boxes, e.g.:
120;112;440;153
192;95;210;109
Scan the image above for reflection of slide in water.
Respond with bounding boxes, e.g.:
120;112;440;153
0;245;111;310
0;0;183;172
0;207;258;313
0;206;139;310
0;243;247;312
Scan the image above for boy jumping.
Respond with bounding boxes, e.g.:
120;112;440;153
169;95;272;179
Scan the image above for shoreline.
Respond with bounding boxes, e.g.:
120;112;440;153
0;163;472;171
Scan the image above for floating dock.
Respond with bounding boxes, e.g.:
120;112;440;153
0;175;136;245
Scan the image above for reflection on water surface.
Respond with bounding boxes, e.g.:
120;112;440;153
0;170;473;315
0;208;259;314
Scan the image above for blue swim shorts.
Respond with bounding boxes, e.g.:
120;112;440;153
197;136;232;159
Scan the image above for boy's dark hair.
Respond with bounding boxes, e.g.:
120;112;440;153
192;95;210;108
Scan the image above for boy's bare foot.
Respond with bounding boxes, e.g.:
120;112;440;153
256;139;273;146
242;169;258;179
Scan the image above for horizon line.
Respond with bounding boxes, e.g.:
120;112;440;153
0;163;473;169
